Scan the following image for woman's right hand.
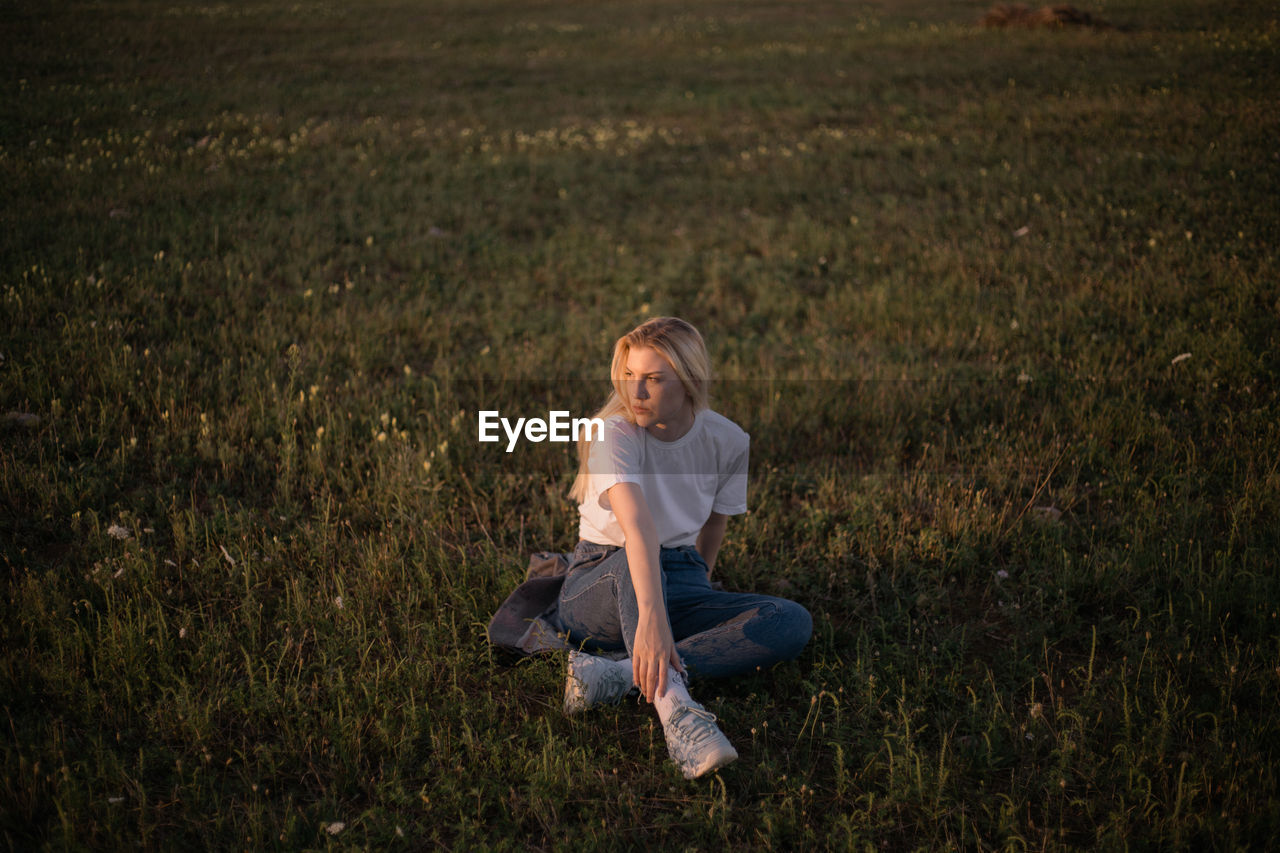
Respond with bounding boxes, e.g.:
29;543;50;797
632;607;682;703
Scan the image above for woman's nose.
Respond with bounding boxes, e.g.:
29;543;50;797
633;380;648;400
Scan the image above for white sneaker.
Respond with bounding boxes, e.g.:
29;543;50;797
662;698;738;779
563;651;633;715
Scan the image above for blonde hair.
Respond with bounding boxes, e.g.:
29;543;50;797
567;317;712;503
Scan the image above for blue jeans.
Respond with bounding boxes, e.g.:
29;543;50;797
552;541;812;680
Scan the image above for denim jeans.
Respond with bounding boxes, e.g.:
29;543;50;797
552;540;812;680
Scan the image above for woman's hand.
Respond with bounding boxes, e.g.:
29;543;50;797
633;607;684;703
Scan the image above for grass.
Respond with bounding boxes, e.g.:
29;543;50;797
2;0;1278;848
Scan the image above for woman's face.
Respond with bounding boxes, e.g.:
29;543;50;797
622;345;694;440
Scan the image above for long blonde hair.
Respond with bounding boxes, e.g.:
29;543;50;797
567;317;712;503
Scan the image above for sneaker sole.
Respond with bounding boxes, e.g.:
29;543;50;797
682;745;738;779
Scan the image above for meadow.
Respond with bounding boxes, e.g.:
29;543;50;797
2;0;1278;848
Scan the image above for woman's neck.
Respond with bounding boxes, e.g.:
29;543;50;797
645;405;696;442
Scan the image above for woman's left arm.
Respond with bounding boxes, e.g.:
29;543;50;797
696;512;729;578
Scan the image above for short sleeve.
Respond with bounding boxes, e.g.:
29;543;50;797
712;435;749;515
588;417;644;509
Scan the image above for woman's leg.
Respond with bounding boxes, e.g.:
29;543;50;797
556;543;810;680
554;543;787;778
661;549;812;680
553;542;643;656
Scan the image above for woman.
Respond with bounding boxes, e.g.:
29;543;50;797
554;317;812;779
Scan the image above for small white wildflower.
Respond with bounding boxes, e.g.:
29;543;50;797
1013;225;1029;238
108;796;125;804
325;821;345;835
106;523;131;540
179;627;187;639
334;595;344;609
996;569;1010;580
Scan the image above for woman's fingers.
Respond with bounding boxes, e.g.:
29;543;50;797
634;656;651;702
642;649;685;702
632;614;681;702
646;659;663;703
634;654;670;703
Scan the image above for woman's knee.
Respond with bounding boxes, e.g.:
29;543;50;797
747;597;811;662
776;599;813;659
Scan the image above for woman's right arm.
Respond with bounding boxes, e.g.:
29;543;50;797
607;481;683;703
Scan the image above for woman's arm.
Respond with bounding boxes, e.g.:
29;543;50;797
608;481;684;703
696;512;729;578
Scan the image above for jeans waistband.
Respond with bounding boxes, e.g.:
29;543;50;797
575;540;697;556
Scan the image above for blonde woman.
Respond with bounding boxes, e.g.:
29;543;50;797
553;317;811;778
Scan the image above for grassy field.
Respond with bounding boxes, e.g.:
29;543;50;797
3;0;1279;848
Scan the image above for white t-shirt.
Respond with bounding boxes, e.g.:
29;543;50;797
577;410;749;548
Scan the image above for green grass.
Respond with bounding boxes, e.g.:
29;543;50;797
3;0;1278;848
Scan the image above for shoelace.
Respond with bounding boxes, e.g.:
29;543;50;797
669;705;720;745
